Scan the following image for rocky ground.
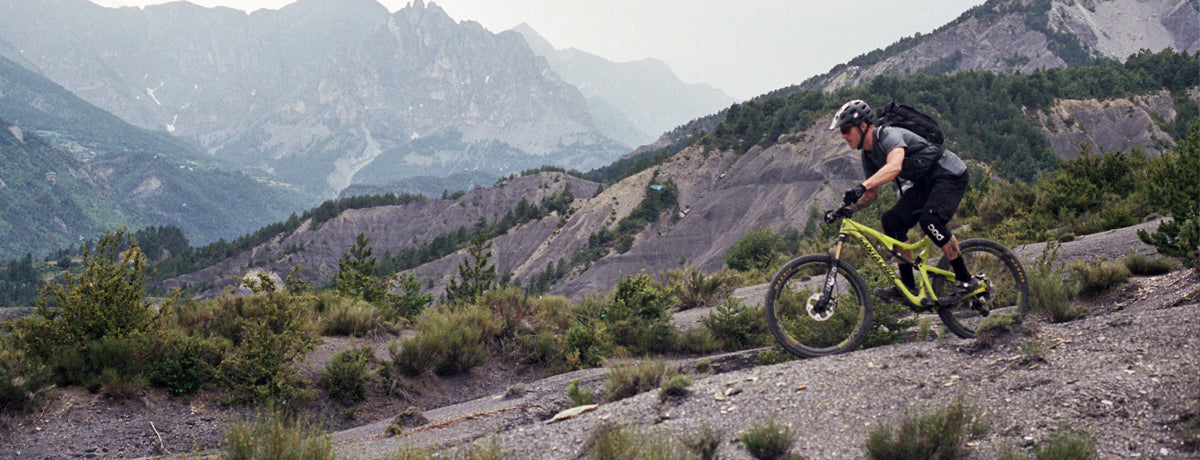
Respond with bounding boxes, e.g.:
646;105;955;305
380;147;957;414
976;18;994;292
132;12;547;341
1;220;1197;459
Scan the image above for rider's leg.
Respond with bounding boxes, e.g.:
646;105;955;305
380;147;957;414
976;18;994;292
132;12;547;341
882;206;919;290
919;171;971;282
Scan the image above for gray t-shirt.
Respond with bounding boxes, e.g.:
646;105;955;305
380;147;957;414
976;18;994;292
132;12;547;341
862;126;967;182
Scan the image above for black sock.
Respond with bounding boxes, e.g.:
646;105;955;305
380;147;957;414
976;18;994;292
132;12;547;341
898;263;915;290
950;256;971;282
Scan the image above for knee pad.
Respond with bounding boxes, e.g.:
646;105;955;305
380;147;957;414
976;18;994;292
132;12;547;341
919;210;952;247
881;210;909;241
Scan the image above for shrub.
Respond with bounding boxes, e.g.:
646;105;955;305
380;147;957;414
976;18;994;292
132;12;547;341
1138;125;1199;268
320;297;385;337
701;297;767;350
390;336;436;377
683;425;723;460
726;226;784;272
477;287;536;338
1019;338;1049;365
1067;260;1130;297
146;331;226;396
566;378;595;407
864;398;989;460
658;375;692;402
0;346;44;412
381;272;434;320
604;273;678;354
863;301;918;349
211;291;318;406
669;267;740;310
584;422;689;460
397;306;499;377
223;411;335;460
1028;242;1087;323
741;417;795;460
1033;427;1097;460
563;319;612;370
604;360;673;402
1123;254;1178;276
6;229;173;388
321;346;375;404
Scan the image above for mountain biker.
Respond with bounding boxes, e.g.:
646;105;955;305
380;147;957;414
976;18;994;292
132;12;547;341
829;99;976;304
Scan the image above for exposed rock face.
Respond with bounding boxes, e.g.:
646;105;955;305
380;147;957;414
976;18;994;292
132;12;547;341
1040;89;1185;159
802;0;1199;93
162;171;603;294
0;0;627;197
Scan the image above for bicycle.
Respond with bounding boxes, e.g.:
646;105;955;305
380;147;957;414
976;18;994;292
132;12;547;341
764;205;1030;358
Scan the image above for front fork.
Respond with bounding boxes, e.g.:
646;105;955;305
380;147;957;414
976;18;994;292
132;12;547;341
811;235;849;318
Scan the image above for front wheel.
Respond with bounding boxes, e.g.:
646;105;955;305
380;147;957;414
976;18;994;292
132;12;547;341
934;238;1031;338
765;255;873;358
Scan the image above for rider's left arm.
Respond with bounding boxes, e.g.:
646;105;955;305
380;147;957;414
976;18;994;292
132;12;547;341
861;147;904;191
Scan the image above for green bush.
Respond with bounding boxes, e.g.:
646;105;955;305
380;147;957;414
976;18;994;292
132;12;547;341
864;398;989;460
603;273;678;354
741;417;796;460
1067;260;1130;297
397;306;499;377
381;272;434;320
6;229;174;389
584;422;690;460
1139;125;1199;268
146;331;226;396
223;411;335;460
701;297;767;350
683;425;723;460
320;296;385;337
0;347;42;412
657;375;692;402
668;266;740;310
566;377;595;407
210;291;318;406
1123;254;1178;276
604;360;673;402
998;426;1098;460
726;226;784;272
390;337;435;377
321;346;375;404
1028;243;1087;323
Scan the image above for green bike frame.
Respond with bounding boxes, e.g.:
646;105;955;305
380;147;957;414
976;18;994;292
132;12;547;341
827;217;984;308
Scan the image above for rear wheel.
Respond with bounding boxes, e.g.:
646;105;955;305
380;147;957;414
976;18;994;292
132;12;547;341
765;255;873;358
934;239;1030;338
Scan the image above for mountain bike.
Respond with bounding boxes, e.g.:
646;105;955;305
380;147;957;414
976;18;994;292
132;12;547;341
764;206;1030;358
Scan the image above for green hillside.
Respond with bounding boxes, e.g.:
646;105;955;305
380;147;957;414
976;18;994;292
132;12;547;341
698;49;1197;182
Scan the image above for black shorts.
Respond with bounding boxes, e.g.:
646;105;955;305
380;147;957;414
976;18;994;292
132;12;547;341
881;171;969;239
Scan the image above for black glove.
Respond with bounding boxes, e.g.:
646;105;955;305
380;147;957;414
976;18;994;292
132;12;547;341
843;184;867;206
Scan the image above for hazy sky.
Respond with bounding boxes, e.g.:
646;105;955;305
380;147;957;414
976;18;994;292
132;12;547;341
88;0;985;100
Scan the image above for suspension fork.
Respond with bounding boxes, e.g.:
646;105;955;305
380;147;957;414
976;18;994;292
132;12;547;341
815;234;850;312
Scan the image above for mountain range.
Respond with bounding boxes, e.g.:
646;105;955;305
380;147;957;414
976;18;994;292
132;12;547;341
0;0;732;199
0;53;310;258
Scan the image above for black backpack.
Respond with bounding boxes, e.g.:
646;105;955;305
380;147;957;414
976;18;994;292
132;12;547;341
876;102;944;145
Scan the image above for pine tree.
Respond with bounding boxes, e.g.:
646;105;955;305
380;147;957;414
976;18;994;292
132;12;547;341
444;232;496;304
1139;124;1200;267
334;233;386;303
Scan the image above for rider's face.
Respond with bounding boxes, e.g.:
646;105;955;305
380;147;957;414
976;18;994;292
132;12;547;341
840;123;863;148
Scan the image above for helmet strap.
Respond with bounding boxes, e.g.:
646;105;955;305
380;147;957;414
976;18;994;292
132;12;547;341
855;123;867;150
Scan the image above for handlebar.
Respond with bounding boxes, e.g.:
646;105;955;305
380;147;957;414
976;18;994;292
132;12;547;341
823;206;854;224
